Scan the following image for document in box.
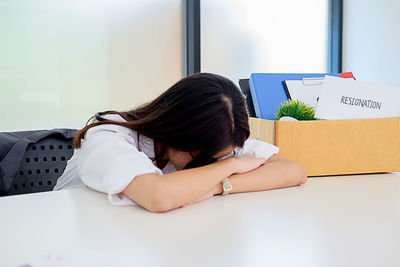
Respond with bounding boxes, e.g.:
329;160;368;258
283;79;324;109
315;76;400;120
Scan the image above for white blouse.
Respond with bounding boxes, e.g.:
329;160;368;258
54;114;279;206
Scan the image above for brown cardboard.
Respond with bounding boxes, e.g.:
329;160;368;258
249;117;400;176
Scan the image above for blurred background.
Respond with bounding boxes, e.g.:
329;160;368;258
1;0;399;131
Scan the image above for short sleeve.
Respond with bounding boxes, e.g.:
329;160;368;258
78;123;163;206
218;139;279;161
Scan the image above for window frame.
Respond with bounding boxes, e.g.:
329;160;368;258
184;0;343;75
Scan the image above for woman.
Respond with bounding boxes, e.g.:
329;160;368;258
54;73;307;212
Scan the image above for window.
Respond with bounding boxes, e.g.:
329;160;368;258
200;0;329;82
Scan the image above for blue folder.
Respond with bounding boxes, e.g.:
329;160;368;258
249;73;340;120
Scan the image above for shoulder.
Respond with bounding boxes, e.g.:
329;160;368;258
84;114;137;144
219;139;279;161
86;114;131;135
241;139;278;153
83;113;155;157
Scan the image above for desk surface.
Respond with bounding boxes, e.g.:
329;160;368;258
1;173;400;267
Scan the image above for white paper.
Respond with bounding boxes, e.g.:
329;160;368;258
284;79;323;109
315;76;400;120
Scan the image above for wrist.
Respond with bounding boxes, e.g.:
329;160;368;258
213;182;223;195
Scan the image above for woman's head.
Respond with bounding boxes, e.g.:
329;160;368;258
74;73;250;169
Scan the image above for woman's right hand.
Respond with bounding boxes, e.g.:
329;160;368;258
230;153;266;174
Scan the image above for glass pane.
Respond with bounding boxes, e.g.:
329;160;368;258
0;0;182;131
343;0;400;86
201;0;329;83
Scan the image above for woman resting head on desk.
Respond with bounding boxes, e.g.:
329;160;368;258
54;73;307;212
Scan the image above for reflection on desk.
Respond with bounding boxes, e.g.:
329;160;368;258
1;173;400;267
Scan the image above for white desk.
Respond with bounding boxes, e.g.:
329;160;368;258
1;173;400;267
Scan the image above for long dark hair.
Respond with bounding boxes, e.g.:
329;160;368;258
74;73;250;169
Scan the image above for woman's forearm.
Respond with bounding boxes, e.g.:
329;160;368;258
181;155;307;206
123;158;237;212
123;154;305;212
223;155;307;194
160;158;238;205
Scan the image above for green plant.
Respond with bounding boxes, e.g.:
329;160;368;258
275;100;316;121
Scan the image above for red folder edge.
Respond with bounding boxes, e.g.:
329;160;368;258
340;72;354;78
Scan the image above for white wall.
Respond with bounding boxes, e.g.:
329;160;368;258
343;0;400;86
0;0;182;131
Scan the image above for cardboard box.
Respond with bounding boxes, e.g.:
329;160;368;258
249;117;400;176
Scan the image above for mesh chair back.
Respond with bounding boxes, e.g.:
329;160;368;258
7;136;74;195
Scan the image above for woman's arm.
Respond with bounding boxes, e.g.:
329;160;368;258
122;156;266;212
216;155;307;195
183;155;307;207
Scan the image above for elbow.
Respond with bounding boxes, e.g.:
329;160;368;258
293;162;307;185
122;174;175;213
144;184;174;213
145;199;172;213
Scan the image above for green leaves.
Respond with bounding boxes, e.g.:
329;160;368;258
275;100;316;121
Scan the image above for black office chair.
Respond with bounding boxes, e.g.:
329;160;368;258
7;135;75;196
